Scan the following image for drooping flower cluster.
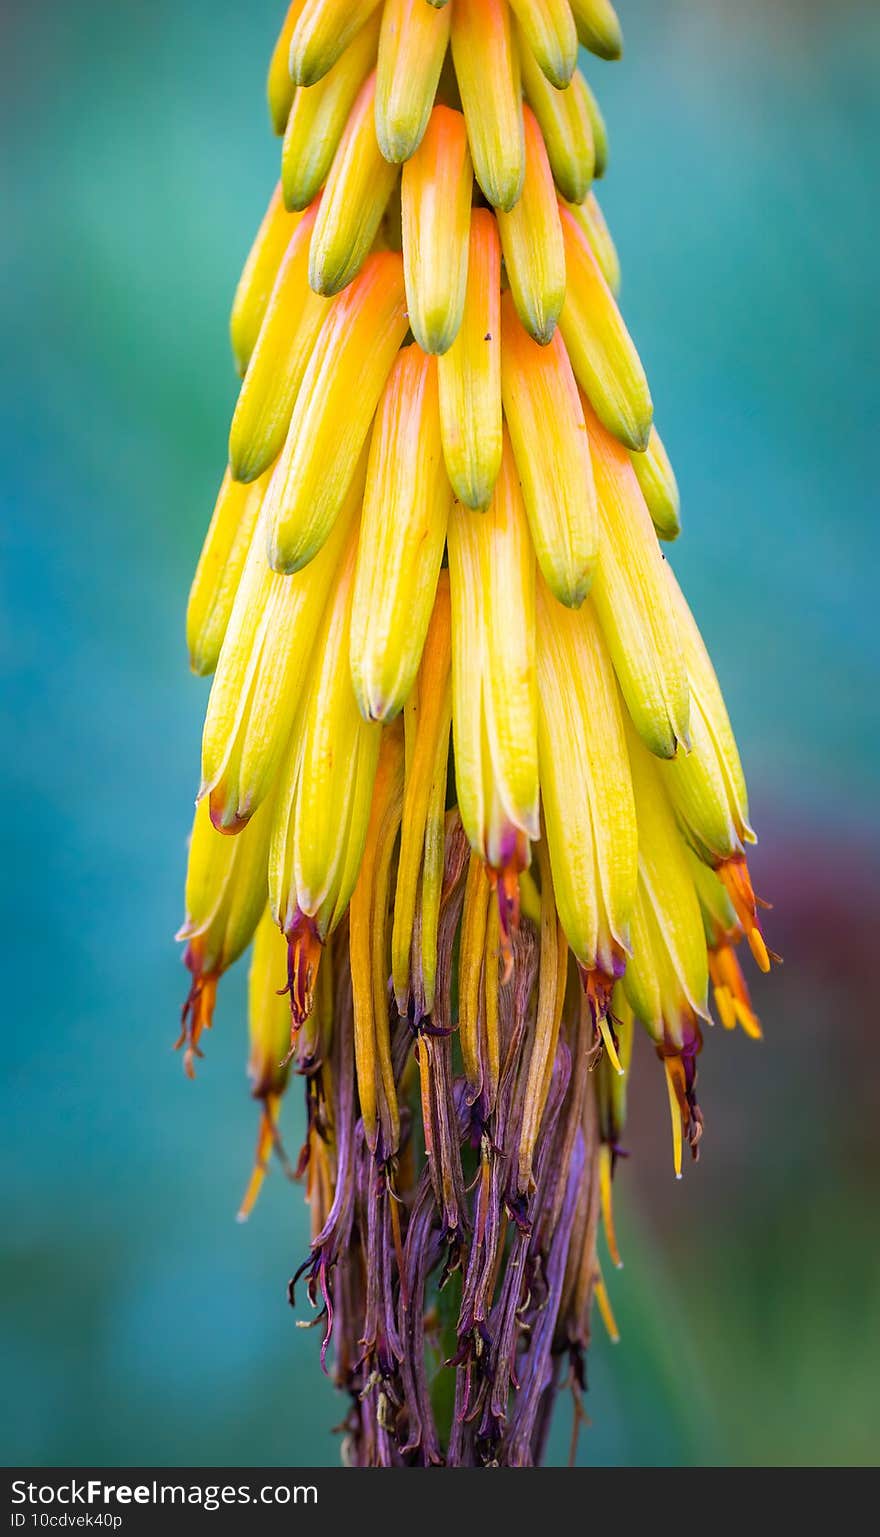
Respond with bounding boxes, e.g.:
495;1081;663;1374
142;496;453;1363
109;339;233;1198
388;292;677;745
177;0;774;1467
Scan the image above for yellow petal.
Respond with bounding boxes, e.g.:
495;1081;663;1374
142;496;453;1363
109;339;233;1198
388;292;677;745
559;204;652;451
176;792;275;1076
448;432;539;872
437;208;502;510
687;848;739;946
245;908;293;1101
281;10;380;211
536;577;637;975
264;250;408;575
201;454;364;832
401;106;472;355
501;291;598;607
582;74;609;178
628;425;680;541
229;183;301;377
518;43;595;205
659;561;755;860
308;70;399;296
508;0;578;89
570;0;624;60
376;0;451;164
561;191;620;295
187;467;269;677
237;903;297;1219
351;347;451;721
449;0;524;212
267;1;307;135
179;794;273;976
496;105;565;345
290;0;383;88
228;199;327;484
584;397;690;759
623;723;710;1050
291;532;382;918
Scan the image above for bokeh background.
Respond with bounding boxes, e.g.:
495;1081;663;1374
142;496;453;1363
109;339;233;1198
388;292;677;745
2;0;878;1468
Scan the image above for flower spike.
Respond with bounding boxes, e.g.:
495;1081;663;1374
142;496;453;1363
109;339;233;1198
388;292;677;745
177;4;776;1464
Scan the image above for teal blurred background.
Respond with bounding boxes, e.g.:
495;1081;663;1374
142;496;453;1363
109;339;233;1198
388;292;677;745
2;0;878;1468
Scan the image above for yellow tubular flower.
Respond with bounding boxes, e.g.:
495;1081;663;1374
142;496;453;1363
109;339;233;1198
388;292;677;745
391;577;452;1016
200;455;363;834
570;0;624;61
291;534;382;918
561;191;620;294
623;724;710;1055
267;1;307;134
629;425;681;541
308;71;399;296
186;468;268;677
349;723;406;1160
536;576;637;983
350;346;450;722
508;0;577;90
582;75;609;178
175;793;273;1076
289;0;383;88
501;292;597;608
265;250;408;575
268;617;383;1026
659;560;755;861
229;184;301;377
437;209;503;510
401;106;472;355
281;11;380;211
518;41;595;205
448;434;539;936
450;0;524;212
496;104;566;345
375;0;451;164
559;204;652;451
237;908;293;1222
228;199;327;484
584;397;690;759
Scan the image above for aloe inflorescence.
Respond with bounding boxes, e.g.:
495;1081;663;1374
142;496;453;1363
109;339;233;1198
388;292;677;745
176;0;775;1467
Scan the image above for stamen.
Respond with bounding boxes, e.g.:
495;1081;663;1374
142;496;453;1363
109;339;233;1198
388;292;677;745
663;1057;684;1179
599;1143;623;1269
175;965;218;1079
594;1266;620;1344
237;1094;280;1223
597;1010;624;1076
747;925;771;973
